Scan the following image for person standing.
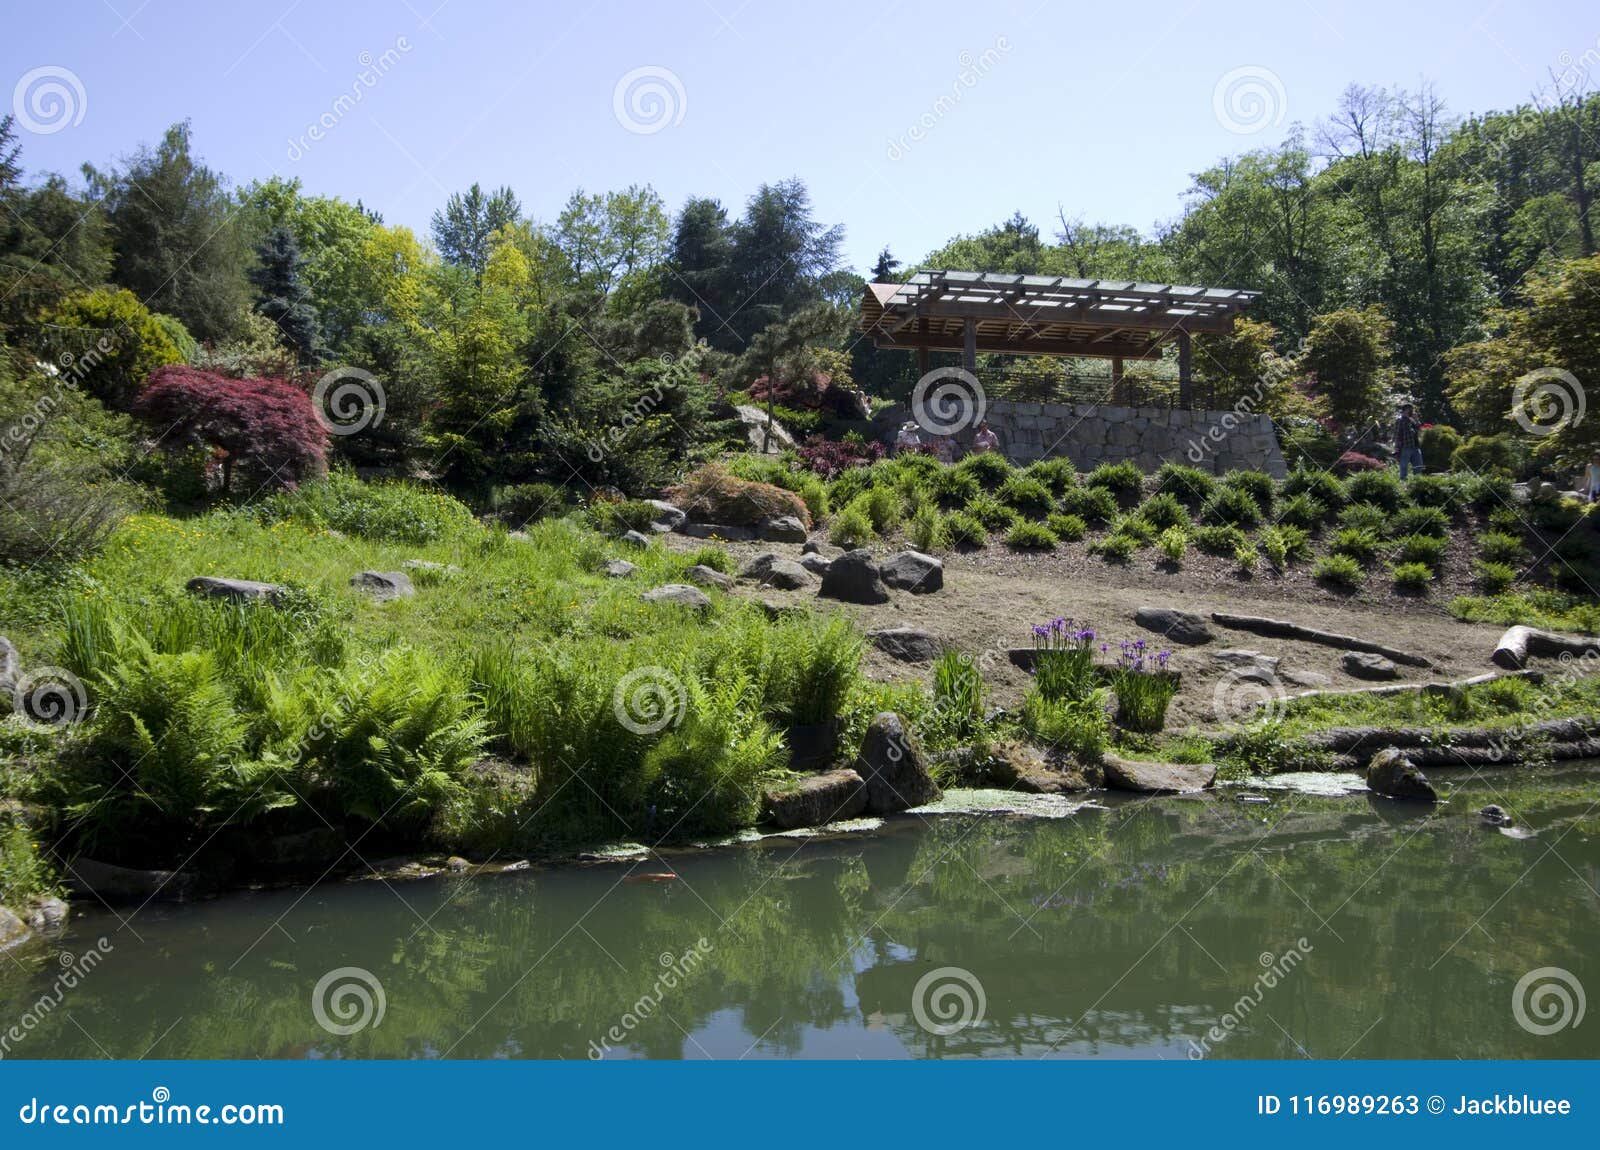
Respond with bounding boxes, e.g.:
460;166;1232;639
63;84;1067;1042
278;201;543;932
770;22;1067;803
895;421;924;455
971;420;1000;455
1584;453;1600;502
1395;403;1424;479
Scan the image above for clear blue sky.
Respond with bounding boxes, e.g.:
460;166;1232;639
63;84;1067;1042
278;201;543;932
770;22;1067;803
4;0;1596;274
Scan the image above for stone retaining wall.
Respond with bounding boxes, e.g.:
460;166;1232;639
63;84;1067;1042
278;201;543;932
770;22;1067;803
983;400;1287;477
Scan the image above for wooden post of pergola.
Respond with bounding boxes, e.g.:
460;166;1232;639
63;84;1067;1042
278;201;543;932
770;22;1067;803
860;271;1259;414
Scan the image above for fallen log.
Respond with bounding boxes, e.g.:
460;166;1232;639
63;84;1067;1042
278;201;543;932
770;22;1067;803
1209;612;1432;667
1332;736;1600;771
1259;668;1544;709
1490;624;1600;670
1306;715;1600;755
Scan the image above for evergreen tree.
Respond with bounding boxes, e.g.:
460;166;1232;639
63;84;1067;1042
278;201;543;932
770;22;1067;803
430;183;522;277
248;225;322;365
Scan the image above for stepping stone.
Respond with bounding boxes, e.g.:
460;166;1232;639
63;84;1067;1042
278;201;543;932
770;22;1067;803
869;627;943;663
1282;669;1333;688
757;515;808;543
1342;651;1398;680
642;584;712;612
186;576;285;604
1134;607;1214;645
879;550;943;594
1103;756;1216;795
351;571;416;601
762;769;868;829
603;559;636;579
684;564;733;590
1211;649;1280;681
799;553;833;575
620;530;651;549
740;552;811;590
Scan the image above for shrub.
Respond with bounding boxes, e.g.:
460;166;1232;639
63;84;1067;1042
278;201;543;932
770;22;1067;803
1087;533;1136;562
1217;470;1276;515
585;498;661;536
1486;506;1523;534
955;452;1013;487
1479;531;1526;565
1046;513;1087;541
931;651;986;741
1475;560;1518;594
1313;554;1364;587
1395;534;1449;568
796;435;884;478
1085;460;1144;505
1462;472;1514;512
1389;505;1450;540
1338;503;1388;535
829;500;875;547
1334;451;1386;474
1281;467;1347;512
135;365;328;493
997;475;1056;519
667;463;811;528
1200;484;1262;527
1345;468;1405;510
491;482;572;524
260;473;476;544
1157;526;1187;563
908;504;946;551
1419;424;1463;464
1059;485;1118;524
1260;528;1288;570
686;546;735;574
1005;521;1059;551
1112;515;1157;544
1233;540;1258;573
1330;527;1383;565
1259;524;1311;568
1192;524;1248;556
863;485;903;533
1136;491;1189;530
1153;462;1215;507
1023;457;1080;496
1451;434;1518;474
1391;561;1433;591
1031;620;1099;704
942;511;987;548
1405;473;1462;511
964;492;1018;530
929;466;980;508
1278;493;1327;530
1019;691;1109;761
1109;643;1176;733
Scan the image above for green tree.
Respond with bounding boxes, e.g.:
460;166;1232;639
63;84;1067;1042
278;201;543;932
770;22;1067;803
248;225;321;365
1299;306;1398;429
41;288;186;409
430;183;522;278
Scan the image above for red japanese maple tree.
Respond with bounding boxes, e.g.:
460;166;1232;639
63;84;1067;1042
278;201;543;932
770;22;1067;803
135;365;328;493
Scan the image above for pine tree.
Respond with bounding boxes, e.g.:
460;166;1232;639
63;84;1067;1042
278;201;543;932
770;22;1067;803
248;225;322;365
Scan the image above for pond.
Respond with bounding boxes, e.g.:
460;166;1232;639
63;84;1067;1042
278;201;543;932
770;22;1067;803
2;767;1596;1060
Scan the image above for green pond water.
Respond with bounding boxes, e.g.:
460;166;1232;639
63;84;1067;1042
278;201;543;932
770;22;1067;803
2;767;1597;1060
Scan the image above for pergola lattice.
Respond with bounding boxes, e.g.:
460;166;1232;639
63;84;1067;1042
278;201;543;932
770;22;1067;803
860;270;1260;406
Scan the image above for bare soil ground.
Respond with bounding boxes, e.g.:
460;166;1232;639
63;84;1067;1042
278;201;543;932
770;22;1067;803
662;532;1511;730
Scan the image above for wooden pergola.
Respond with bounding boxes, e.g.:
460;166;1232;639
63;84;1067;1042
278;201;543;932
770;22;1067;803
860;270;1260;406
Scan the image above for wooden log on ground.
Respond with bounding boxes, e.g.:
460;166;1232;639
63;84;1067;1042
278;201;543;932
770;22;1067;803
1308;715;1600;756
1262;669;1544;709
1209;612;1432;667
1490;624;1600;670
1332;736;1600;771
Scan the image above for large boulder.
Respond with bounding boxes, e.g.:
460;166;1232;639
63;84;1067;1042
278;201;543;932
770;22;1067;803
762;769;869;829
740;553;812;590
350;571;416;601
1104;755;1216;794
641;584;713;612
682;522;757;542
734;404;796;454
869;626;943;663
853;713;942;814
0;905;30;952
1366;747;1437;801
66;857;200;903
820;550;891;604
1343;651;1399;681
186;576;285;604
758;515;808;544
684;564;733;591
1134;607;1213;646
879;550;944;594
26;896;68;932
646;499;687;532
